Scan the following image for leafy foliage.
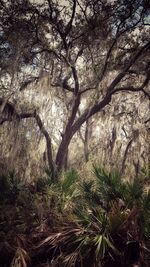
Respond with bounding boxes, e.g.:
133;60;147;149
0;165;150;267
33;165;150;267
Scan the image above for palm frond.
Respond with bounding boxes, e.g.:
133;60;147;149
126;178;143;205
10;248;30;267
61;169;79;194
94;234;120;260
63;252;80;267
93;165;126;206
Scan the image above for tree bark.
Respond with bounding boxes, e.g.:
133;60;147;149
55;131;73;172
79;119;90;162
1;40;149;177
55;91;81;172
55;93;112;171
34;112;55;178
121;139;133;174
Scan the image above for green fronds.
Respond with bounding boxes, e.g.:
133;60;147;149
80;180;105;209
125;178;143;206
94;234;120;261
61;169;79;194
0;165;150;267
93;165;126;206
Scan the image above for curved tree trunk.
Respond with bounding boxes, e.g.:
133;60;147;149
1;41;149;179
55;132;73;172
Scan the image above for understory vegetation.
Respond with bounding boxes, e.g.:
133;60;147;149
0;165;150;267
0;1;150;266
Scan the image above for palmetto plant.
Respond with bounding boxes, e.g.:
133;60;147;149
0;166;149;267
35;165;150;267
36;217;119;267
93;166;127;207
46;168;80;213
10;247;30;267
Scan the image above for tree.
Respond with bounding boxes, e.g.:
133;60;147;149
0;0;150;178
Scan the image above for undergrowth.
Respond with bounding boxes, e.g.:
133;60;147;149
0;166;149;267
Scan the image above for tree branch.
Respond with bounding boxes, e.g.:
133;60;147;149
107;40;150;93
0;107;54;176
113;86;150;99
65;0;76;36
71;47;150;136
71;92;112;135
34;111;54;176
113;68;150;99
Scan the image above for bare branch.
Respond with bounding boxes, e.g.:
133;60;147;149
113;68;150;99
32;48;62;61
113;86;150;99
51;81;74;92
71;66;79;95
100;23;122;80
65;0;76;36
0;104;54;175
107;40;150;93
80;86;97;95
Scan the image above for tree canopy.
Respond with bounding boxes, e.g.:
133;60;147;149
0;0;150;177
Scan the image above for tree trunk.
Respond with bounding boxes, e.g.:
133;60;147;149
121;139;133;174
34;112;55;178
55;94;112;172
83;120;90;162
55;132;73;172
64;148;68;170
